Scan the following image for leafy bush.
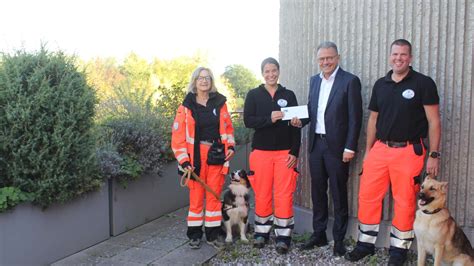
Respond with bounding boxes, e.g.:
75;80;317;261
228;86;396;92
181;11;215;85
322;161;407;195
232;113;253;145
96;118;167;181
0;48;102;210
95;86;172;184
0;187;34;212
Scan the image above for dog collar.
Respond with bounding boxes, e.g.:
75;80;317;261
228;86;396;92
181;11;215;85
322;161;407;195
422;208;442;215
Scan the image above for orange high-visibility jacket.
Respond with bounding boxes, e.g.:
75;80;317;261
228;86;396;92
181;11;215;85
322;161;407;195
171;94;235;175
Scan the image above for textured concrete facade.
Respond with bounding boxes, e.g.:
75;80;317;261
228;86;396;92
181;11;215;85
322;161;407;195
279;0;474;243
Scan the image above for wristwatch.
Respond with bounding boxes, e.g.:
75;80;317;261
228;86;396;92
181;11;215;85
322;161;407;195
429;151;441;159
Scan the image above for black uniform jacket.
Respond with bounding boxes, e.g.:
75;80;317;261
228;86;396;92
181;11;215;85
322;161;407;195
243;84;301;156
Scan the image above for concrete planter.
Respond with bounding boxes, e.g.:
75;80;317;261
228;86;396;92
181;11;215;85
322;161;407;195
0;185;109;266
109;161;189;236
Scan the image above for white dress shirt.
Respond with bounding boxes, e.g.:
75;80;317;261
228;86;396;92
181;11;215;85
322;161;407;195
315;66;339;134
315;66;354;153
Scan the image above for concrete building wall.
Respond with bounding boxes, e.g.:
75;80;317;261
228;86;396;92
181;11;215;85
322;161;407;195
279;0;474;243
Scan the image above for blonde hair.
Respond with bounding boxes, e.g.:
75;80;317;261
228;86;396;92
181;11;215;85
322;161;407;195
187;67;218;93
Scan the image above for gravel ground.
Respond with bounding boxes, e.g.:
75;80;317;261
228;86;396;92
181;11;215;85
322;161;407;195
209;230;433;265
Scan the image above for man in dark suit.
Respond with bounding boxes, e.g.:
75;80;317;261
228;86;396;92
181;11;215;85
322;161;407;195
291;41;362;256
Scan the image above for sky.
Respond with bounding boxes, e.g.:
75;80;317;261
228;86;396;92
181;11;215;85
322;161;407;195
0;0;279;77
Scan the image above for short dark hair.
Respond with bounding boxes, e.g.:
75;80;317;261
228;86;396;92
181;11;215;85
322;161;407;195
261;57;279;73
391;39;412;55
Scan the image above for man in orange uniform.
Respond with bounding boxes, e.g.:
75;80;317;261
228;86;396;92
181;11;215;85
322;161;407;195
172;67;235;249
345;39;441;265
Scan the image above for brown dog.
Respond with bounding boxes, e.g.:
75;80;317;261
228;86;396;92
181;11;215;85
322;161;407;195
414;176;474;266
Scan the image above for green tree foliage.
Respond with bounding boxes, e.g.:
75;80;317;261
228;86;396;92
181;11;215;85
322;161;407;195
152;53;207;87
156;81;187;120
0;48;102;209
222;64;261;101
81;57;125;101
120;53;154;98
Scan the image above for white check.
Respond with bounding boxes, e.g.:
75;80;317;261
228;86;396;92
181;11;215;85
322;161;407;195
281;105;308;120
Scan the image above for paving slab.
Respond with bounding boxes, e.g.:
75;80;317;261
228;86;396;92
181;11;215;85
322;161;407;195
150;241;217;265
52;207;217;265
83;242;131;258
111;247;167;264
137;236;187;252
52;252;108;266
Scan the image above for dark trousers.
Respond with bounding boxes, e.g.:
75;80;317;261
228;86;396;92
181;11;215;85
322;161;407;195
309;135;349;242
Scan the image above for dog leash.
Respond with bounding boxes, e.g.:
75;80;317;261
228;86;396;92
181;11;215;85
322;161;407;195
180;168;220;201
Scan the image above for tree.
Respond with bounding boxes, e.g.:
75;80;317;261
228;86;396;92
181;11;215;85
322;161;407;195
120;53;153;97
80;57;125;101
222;64;261;100
151;53;207;88
0;48;101;209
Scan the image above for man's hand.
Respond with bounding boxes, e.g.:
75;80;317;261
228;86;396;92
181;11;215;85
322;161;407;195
271;111;284;123
425;157;439;177
287;154;297;168
290;117;302;128
342;151;355;163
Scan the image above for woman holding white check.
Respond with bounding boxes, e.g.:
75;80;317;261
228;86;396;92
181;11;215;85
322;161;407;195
243;57;301;254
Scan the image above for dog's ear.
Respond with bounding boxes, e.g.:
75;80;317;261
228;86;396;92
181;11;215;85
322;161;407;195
424;172;434;180
440;181;448;193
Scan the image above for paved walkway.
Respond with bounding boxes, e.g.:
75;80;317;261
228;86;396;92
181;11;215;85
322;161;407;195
52;207;217;265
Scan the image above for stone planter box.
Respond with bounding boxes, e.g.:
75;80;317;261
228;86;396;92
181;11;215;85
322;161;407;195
0;185;109;266
109;161;190;236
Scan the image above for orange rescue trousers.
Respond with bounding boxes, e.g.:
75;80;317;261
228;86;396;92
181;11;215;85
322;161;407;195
356;140;425;250
186;144;224;241
248;149;298;245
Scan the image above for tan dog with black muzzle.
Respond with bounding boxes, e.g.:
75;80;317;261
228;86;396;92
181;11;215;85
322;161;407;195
414;175;474;266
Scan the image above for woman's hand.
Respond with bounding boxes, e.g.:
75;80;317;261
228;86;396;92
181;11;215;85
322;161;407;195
271;111;284;123
225;149;235;161
287;154;297;168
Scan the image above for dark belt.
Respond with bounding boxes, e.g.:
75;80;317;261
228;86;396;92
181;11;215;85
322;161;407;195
379;139;420;148
315;133;326;139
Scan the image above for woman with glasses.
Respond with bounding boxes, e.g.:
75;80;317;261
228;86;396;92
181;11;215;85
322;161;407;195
171;66;235;249
243;57;301;254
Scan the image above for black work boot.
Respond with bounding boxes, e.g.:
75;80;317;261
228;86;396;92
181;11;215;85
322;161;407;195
388;246;408;266
333;241;347;256
275;241;289;254
344;242;375;262
300;233;328;250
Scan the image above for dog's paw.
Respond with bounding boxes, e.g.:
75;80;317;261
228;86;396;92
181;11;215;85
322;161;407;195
225;237;233;243
240;237;249;243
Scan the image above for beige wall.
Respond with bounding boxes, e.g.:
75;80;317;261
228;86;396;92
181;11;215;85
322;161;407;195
279;0;474;236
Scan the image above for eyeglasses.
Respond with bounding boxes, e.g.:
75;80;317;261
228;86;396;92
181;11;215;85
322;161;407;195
317;55;338;63
197;76;211;82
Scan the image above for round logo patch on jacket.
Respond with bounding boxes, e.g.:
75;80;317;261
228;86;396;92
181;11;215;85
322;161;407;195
277;99;288;107
402;89;415;99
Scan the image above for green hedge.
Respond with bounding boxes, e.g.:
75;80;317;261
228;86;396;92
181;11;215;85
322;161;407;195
0;48;102;210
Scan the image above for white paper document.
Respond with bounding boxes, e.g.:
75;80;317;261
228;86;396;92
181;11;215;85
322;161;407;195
281;105;308;120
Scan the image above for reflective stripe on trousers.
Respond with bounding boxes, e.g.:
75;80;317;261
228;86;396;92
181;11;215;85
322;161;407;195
357;223;379;244
390;226;414;249
254;214;273;234
187;144;224;228
274;216;294;237
357;141;424;248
